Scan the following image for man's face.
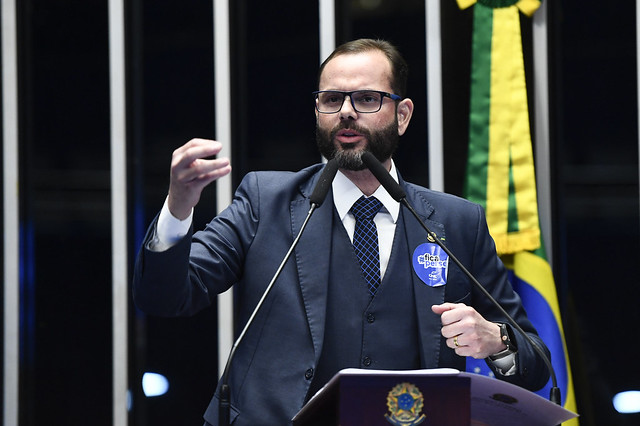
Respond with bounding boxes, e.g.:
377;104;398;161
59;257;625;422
315;51;411;170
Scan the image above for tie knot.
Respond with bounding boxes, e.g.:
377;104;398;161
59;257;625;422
351;196;383;221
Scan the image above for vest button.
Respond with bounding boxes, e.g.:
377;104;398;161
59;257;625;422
367;313;375;323
305;368;314;380
362;356;372;367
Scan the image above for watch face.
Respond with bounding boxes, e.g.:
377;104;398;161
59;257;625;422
500;324;516;351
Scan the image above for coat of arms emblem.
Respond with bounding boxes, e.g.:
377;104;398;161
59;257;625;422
385;382;426;425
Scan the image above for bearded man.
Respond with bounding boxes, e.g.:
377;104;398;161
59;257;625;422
133;38;550;426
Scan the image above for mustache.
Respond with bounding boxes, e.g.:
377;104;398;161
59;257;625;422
330;122;370;138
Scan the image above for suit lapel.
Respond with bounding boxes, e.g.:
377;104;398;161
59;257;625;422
401;183;448;369
291;170;334;363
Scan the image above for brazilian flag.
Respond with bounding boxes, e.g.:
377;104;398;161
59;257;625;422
457;0;578;422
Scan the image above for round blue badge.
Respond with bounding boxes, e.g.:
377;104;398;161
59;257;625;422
412;243;449;287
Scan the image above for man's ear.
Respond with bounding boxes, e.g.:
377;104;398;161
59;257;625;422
397;98;414;136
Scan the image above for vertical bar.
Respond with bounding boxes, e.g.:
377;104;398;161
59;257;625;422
532;1;553;264
425;0;444;191
213;0;234;378
318;0;336;163
637;0;640;225
315;0;336;165
319;0;335;62
2;0;20;424
108;0;128;424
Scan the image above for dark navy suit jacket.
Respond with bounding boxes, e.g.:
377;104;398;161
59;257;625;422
133;163;550;425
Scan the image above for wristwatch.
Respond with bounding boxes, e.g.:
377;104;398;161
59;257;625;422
498;323;517;352
488;323;517;361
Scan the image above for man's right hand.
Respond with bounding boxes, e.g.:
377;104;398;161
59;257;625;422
167;138;231;220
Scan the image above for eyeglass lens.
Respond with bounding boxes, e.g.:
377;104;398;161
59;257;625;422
316;91;384;113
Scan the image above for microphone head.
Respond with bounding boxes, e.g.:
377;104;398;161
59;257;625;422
309;159;339;207
361;152;406;202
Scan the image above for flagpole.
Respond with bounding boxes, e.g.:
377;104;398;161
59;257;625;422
2;0;20;424
319;0;335;63
532;0;553;266
108;0;129;423
213;0;234;381
637;0;640;228
425;0;444;192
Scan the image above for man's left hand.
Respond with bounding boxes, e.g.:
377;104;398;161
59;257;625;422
431;303;506;359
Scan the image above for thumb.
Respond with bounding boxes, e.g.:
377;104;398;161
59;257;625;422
431;303;457;315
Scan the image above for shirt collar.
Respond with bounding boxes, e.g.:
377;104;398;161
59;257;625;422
332;160;401;223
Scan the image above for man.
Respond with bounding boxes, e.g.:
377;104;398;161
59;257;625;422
133;39;550;425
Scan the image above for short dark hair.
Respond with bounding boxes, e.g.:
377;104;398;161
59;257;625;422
317;39;409;98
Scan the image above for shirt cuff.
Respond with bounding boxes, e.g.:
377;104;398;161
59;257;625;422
148;197;193;252
488;350;517;376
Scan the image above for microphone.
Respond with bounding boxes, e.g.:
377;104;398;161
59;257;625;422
309;159;339;206
360;151;561;405
218;159;339;425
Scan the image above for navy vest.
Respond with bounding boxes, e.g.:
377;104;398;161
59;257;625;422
308;209;420;399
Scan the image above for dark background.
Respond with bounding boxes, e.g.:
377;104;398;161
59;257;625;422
1;0;638;425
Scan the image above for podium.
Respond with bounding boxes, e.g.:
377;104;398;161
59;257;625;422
292;368;578;426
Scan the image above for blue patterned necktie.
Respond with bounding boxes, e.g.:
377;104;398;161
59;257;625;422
350;196;383;296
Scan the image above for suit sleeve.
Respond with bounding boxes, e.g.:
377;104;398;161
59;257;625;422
467;203;551;391
132;172;260;317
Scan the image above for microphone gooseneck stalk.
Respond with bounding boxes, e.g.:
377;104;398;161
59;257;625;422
310;159;339;206
360;151;561;405
218;159;339;425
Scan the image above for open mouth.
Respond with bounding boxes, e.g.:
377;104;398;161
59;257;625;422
335;128;365;143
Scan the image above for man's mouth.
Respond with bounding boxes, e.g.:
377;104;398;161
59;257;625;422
335;128;365;143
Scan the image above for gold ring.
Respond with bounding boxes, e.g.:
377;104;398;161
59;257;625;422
454;336;460;347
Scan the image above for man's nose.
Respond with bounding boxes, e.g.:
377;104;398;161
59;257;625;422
339;95;358;120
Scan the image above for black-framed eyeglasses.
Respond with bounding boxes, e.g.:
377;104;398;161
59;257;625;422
313;90;402;114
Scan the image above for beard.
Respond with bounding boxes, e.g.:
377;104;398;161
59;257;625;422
315;119;400;171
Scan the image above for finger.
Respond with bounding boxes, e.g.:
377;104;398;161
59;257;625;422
174;156;230;185
187;160;231;184
447;335;465;350
177;138;221;152
433;303;469;327
173;140;224;169
172;150;230;183
431;303;458;315
171;138;215;160
448;335;480;359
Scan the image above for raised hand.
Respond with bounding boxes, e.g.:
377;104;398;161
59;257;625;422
167;138;231;220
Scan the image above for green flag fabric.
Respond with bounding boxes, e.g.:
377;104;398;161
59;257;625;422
456;1;578;422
